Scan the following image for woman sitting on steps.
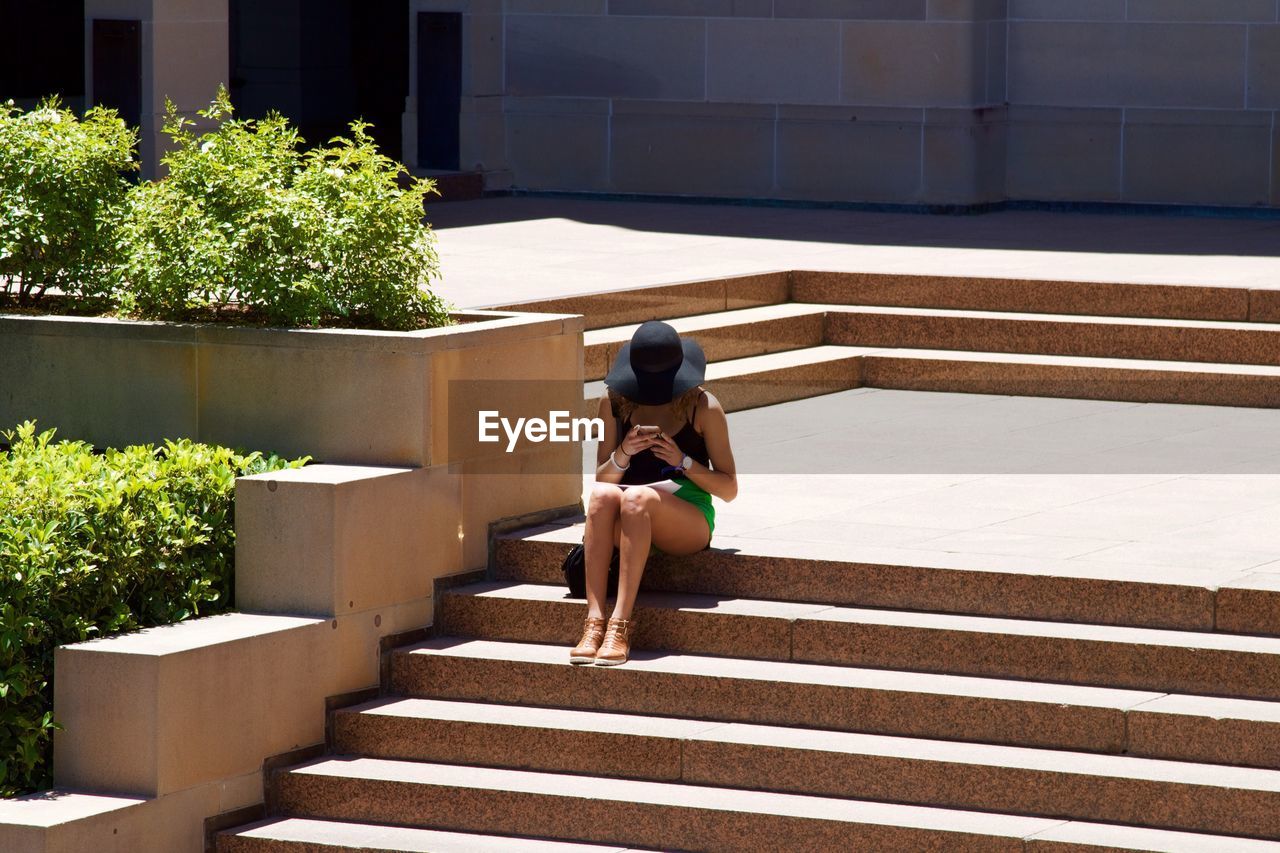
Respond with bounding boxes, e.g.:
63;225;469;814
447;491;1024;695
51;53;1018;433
572;320;739;666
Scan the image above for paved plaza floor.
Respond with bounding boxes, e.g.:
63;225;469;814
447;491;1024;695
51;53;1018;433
431;197;1280;309
585;389;1280;588
431;197;1280;586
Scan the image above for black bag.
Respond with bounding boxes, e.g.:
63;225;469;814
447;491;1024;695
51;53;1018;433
561;543;620;599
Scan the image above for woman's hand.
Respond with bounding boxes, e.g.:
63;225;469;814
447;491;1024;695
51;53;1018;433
649;433;685;467
619;425;660;459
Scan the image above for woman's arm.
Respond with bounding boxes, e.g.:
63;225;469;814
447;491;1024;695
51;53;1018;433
593;394;655;483
653;391;738;502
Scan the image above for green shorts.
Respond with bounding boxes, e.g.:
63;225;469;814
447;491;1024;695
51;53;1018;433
672;477;715;541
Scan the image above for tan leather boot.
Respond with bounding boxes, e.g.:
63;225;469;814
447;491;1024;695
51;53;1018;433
594;617;637;666
569;616;608;664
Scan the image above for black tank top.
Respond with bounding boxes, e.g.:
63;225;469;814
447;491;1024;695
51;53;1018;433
612;392;711;486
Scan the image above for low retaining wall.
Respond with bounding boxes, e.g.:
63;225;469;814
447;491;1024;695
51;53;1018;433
0;308;586;851
0;308;580;466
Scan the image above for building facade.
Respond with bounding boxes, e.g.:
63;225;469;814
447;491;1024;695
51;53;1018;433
4;0;1280;209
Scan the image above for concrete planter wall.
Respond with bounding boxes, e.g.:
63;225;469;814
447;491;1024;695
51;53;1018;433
1;306;585;567
2;309;578;464
0;307;585;851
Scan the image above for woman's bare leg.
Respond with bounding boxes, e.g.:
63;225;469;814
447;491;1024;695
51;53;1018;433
584;483;623;619
612;487;711;621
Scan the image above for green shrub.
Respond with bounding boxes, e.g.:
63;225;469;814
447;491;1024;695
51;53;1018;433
0;98;137;306
119;87;451;330
0;421;308;797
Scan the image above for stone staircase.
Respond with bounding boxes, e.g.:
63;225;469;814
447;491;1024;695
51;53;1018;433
502;270;1280;411
215;271;1280;850
217;518;1280;851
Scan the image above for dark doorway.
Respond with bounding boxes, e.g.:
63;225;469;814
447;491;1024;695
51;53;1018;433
91;19;141;129
0;0;85;106
350;0;410;160
416;12;461;171
229;0;408;160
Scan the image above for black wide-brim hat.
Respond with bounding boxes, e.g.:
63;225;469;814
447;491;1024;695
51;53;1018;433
604;320;707;406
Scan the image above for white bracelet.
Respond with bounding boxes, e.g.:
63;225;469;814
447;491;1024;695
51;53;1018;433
608;450;629;471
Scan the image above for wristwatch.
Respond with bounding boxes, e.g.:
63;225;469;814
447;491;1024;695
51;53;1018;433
680;454;693;471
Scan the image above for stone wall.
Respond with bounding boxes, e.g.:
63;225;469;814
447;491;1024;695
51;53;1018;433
430;0;1280;209
484;0;1007;205
1006;0;1279;207
83;0;230;179
83;0;1280;207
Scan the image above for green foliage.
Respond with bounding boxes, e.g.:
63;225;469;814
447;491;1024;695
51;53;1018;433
0;421;308;797
0;98;137;305
119;87;451;329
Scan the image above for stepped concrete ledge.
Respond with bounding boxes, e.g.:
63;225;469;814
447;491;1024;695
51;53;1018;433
393;638;1280;768
0;791;146;829
53;612;330;798
332;696;1280;836
494;523;1248;632
440;580;1280;698
234;464;445;619
0;783;262;852
218;817;631;852
272;757;1280;852
0;791;148;853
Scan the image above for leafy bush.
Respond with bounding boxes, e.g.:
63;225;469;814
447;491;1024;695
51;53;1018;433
0;421;308;797
0;98;137;306
119;87;451;330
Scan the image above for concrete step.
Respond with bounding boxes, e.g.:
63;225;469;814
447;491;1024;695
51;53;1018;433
269;756;1280;852
858;346;1280;408
586;302;1280;387
390;637;1280;768
273;759;1050;849
217;817;633;852
583;303;825;381
825;305;1280;367
493;270;1273;326
584;345;870;414
439;581;1280;700
585;345;1280;413
331;696;1280;838
494;523;1274;635
790;270;1272;323
492;272;791;331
